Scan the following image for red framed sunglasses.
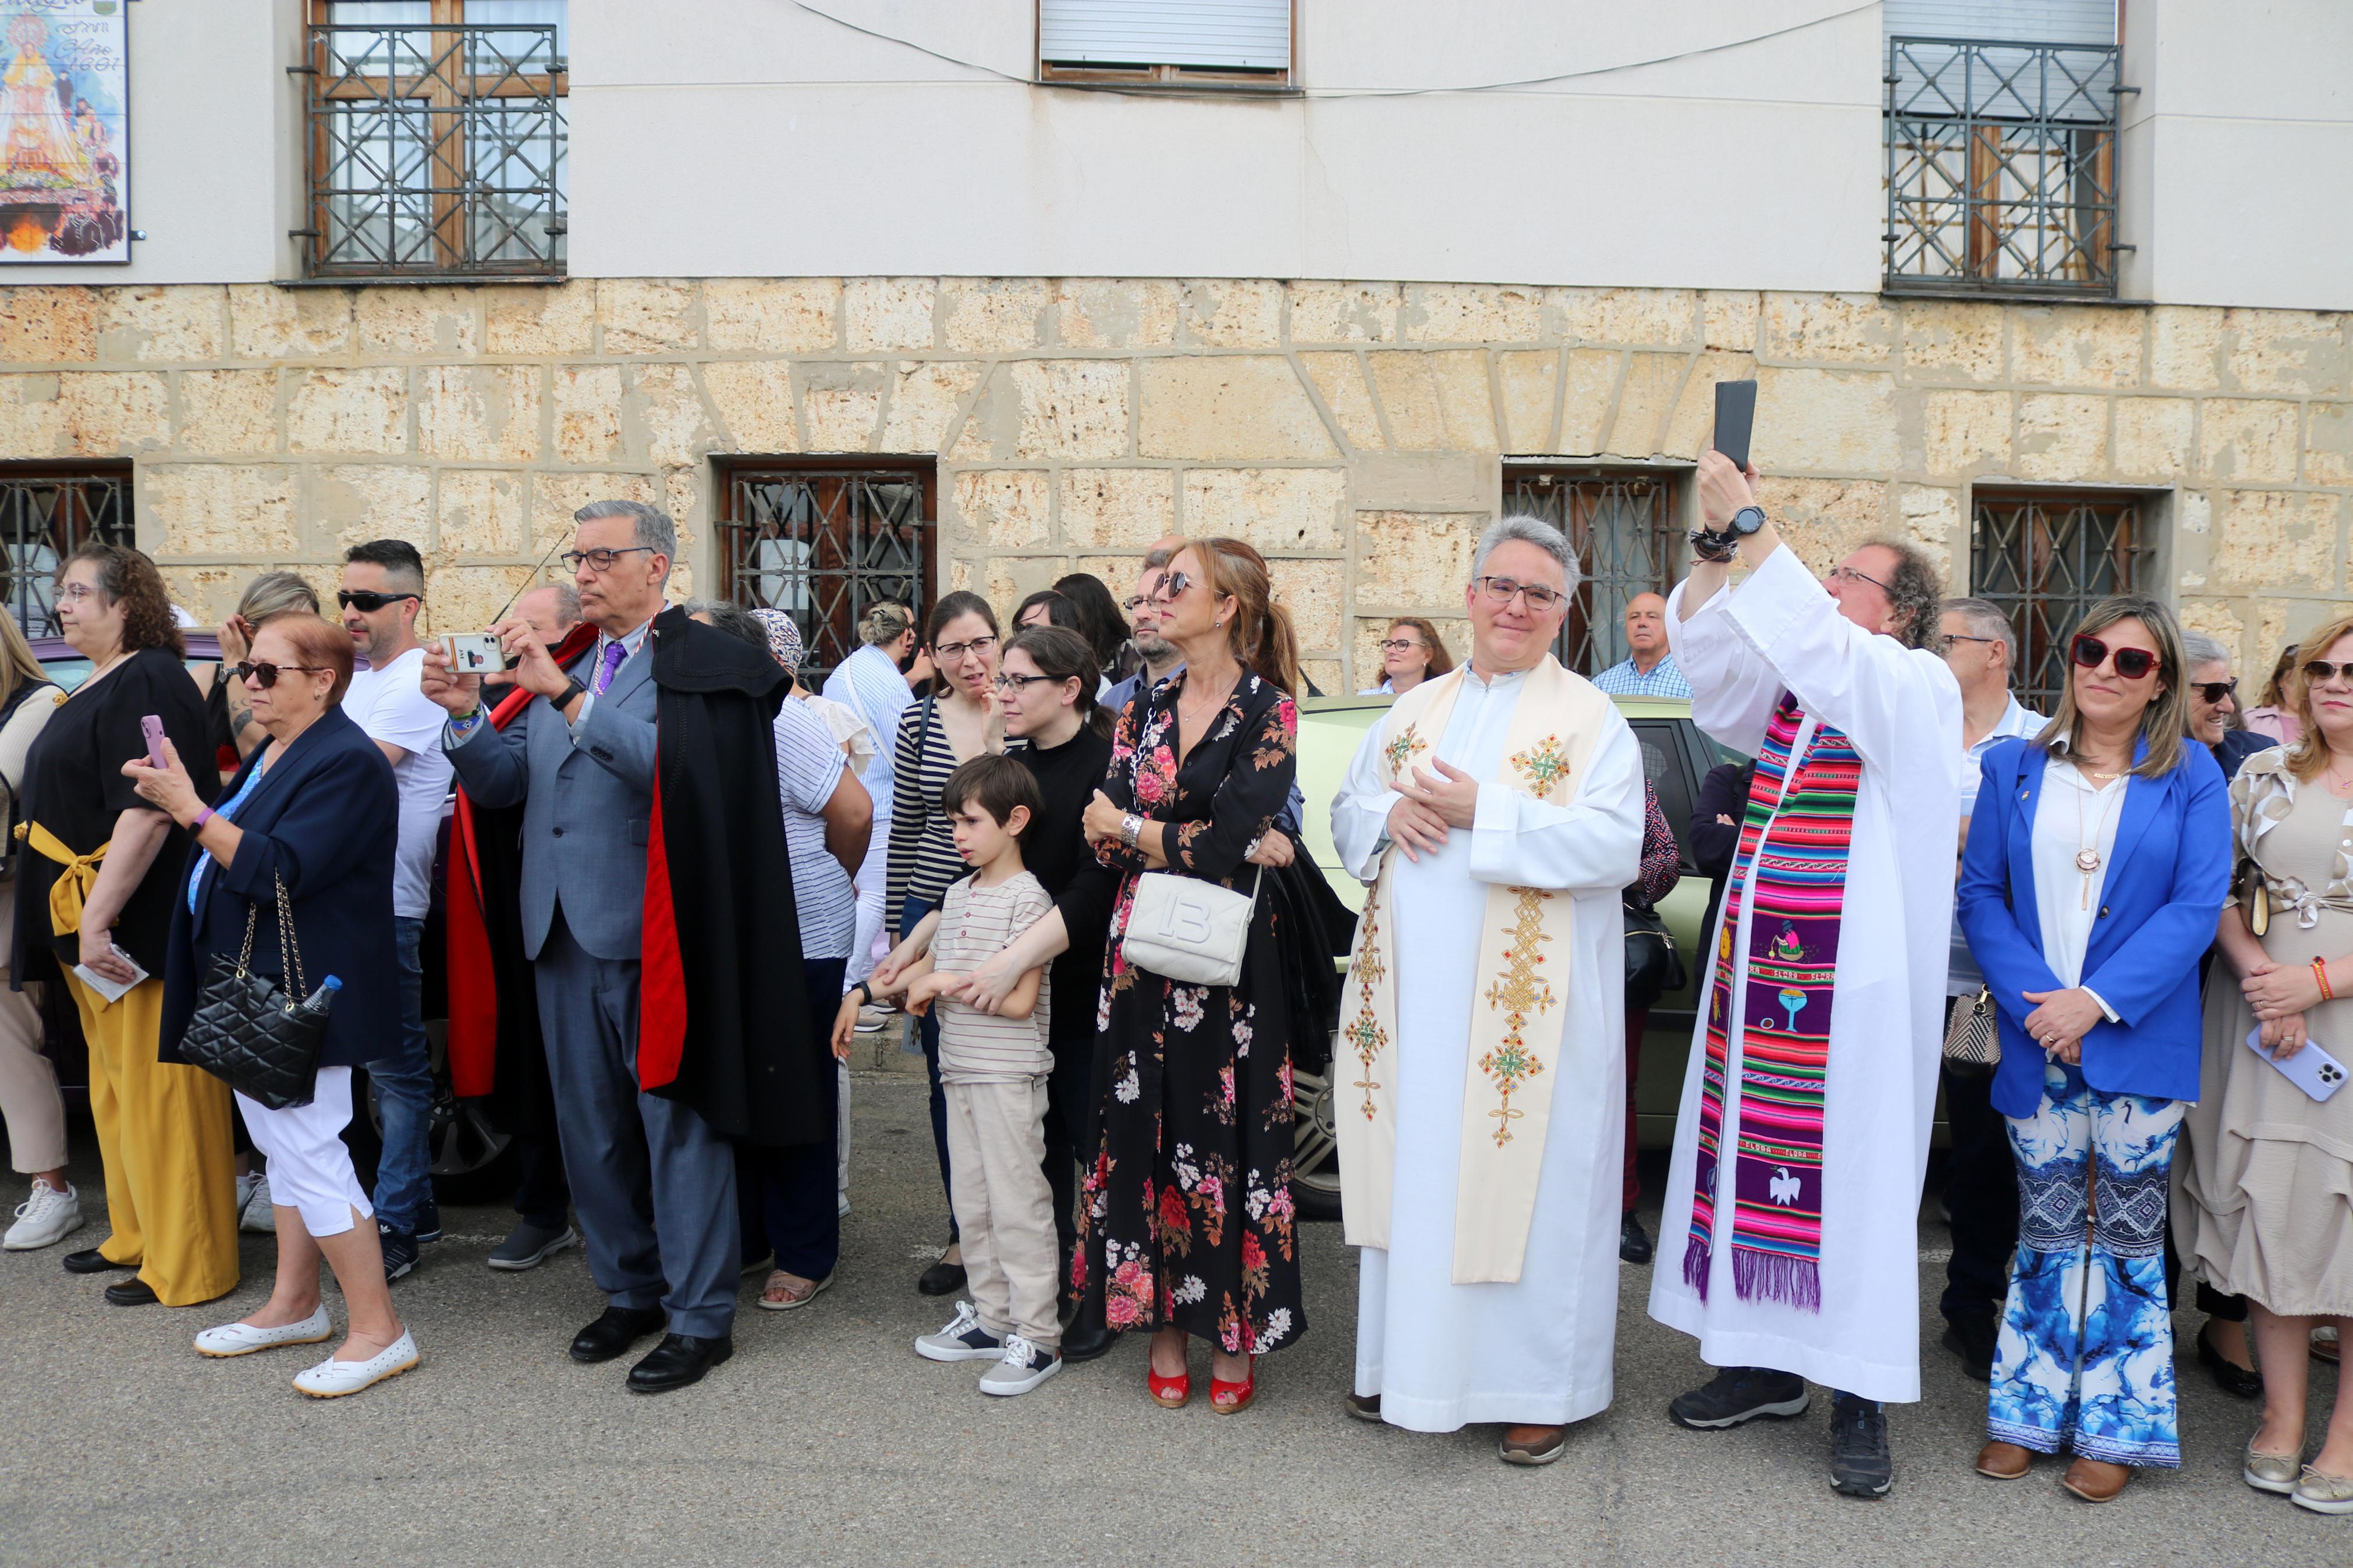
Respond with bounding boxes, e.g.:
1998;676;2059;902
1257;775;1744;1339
2071;633;2159;681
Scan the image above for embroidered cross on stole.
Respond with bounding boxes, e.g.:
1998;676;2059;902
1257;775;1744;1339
1336;655;1613;1283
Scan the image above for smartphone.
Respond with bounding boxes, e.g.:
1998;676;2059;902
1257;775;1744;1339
1713;378;1758;471
442;632;509;675
2245;1026;2349;1103
139;713;168;769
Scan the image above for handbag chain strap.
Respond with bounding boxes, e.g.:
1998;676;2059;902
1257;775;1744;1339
230;872;307;1000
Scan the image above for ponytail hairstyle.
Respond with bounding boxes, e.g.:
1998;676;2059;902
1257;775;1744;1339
1005;624;1110;739
1175;536;1301;696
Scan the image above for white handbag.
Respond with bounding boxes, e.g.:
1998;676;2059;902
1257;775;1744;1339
1120;865;1264;987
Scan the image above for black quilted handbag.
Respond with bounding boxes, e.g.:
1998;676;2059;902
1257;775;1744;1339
1624;893;1688;1012
179;873;336;1110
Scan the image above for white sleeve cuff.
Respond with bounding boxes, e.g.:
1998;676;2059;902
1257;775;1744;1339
2082;986;2121;1024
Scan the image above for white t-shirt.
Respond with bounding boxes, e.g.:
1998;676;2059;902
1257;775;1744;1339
341;645;455;920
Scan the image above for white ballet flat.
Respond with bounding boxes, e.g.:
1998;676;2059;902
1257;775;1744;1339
292;1329;419;1398
193;1305;333;1359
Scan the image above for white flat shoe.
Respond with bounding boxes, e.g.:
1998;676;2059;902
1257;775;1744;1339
292;1329;419;1398
194;1306;333;1358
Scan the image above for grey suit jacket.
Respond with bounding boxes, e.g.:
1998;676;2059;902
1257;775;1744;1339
443;637;659;963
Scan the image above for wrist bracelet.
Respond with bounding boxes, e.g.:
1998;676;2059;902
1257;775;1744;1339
1120;812;1142;851
1687;526;1740;564
853;981;872;1007
191;805;213;830
2313;957;2336;1002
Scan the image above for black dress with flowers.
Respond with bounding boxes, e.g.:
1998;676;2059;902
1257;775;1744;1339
1076;667;1306;1357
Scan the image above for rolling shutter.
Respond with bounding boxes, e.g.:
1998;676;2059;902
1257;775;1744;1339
1883;0;2116;45
1039;1;1291;71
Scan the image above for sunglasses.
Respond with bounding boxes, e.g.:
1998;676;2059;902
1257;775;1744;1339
2304;659;2353;685
2192;679;2237;705
336;589;418;613
1149;570;1194;603
2071;633;2159;681
231;661;332;689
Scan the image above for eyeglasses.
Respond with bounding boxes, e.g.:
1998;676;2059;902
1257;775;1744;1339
2192;679;2238;704
935;634;998;663
2304;659;2353;685
1937;633;1997;652
559;546;655;574
1122;596;1148;612
231;661;332;689
1825;564;1891;593
993;671;1061;693
1378;638;1426;653
2071;633;2159;681
336;589;418;613
1472;575;1565;611
1149;571;1194;603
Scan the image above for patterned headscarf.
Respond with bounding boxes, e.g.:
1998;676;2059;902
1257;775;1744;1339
750;608;803;671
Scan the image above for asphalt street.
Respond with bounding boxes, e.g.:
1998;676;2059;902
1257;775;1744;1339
2;1072;2344;1567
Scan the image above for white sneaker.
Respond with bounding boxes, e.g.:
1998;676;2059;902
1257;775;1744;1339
3;1179;83;1250
238;1174;275;1233
293;1329;420;1398
978;1334;1062;1396
195;1304;333;1358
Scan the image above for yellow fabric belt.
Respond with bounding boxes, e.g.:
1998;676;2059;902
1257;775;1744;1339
18;820;110;936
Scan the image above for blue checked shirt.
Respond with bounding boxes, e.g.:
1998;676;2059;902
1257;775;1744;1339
1590;652;1693;698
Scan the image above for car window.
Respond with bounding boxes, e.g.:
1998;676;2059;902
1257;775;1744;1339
38;652;216;692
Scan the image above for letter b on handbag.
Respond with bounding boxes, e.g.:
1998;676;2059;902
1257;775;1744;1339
1120;865;1263;987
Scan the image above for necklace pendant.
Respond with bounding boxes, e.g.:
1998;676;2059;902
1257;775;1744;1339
2074;849;2103;874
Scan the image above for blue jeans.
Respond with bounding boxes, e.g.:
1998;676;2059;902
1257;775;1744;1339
368;916;435;1233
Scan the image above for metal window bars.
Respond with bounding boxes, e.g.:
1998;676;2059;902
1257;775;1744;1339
1503;468;1678;678
0;467;132;639
297;20;566;279
722;467;933;690
1971;489;2152;711
1884;36;2124;297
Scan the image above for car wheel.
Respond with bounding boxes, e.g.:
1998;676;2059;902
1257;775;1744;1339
363;1078;519;1207
1291;1060;1343;1223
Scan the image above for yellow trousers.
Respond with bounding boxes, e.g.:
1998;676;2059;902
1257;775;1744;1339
63;969;238;1306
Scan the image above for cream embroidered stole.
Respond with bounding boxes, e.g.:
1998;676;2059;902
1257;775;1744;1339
1336;655;1612;1283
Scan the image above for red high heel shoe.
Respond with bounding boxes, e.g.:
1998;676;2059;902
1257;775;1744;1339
1148;1349;1190;1408
1210;1355;1255;1414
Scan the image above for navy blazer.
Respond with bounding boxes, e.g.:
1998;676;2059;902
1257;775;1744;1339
159;706;401;1072
1957;734;2230;1118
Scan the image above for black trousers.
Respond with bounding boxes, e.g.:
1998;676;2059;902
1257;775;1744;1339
1939;1055;2019;1327
737;958;847;1282
1039;1027;1094;1279
513;1128;572;1229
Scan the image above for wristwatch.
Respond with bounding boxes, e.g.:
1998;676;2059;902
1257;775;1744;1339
555;677;588;714
1688;503;1768;563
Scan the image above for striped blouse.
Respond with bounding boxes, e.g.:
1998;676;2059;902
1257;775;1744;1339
884;696;970;915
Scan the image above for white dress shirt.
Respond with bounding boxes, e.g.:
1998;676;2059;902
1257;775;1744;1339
2031;759;2125;1022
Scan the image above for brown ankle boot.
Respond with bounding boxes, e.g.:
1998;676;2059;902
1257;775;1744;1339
1975;1441;2033;1479
2061;1456;2131;1502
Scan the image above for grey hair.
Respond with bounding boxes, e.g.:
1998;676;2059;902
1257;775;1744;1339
1471;514;1583;596
1942;596;2015;666
528;580;583;625
574;499;676;576
2180;631;2233;672
683;598;766;651
1861;538;1944;652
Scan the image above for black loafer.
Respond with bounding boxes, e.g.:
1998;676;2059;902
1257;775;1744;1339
1940;1317;1997;1382
104;1279;158;1306
569;1304;666;1364
626;1332;733;1394
917;1258;967;1297
62;1247;134;1275
1060;1321;1116;1364
1620;1212;1655;1265
2197;1322;2263;1399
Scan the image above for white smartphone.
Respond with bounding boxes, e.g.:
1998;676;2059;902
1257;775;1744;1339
2244;1026;2349;1103
442;632;508;675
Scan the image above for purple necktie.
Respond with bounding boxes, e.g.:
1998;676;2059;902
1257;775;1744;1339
592;639;627;696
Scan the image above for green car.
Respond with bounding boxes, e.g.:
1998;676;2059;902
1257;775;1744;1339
1289;693;1729;1221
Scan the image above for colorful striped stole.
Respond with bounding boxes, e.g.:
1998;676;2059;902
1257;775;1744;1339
1680;693;1860;1311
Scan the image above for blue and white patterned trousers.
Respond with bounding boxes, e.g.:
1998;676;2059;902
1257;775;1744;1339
1987;1061;2183;1468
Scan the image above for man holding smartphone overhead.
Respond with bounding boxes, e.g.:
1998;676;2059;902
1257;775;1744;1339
338;539;454;1283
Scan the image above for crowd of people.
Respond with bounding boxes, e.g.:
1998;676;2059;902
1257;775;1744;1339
1;461;2347;1515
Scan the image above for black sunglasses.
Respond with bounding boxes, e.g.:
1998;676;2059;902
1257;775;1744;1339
2071;633;2159;682
337;589;418;613
230;660;332;689
2304;659;2353;685
2192;679;2237;705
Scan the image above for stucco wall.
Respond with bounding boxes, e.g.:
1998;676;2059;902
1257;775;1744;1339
0;276;2344;690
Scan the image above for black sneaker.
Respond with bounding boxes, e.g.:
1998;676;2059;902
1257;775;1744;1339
413;1196;443;1245
1828;1392;1893;1498
1668;1366;1809;1430
1620;1212;1655;1265
1940;1317;1996;1381
378;1221;419;1283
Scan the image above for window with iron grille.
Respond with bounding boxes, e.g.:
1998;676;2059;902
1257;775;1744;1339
1971;488;2152;710
1884;35;2124;296
297;2;566;280
720;461;935;691
1039;1;1293;89
1502;467;1679;678
0;464;133;639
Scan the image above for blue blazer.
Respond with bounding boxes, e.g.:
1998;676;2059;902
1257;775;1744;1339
1957;735;2230;1118
159;706;400;1072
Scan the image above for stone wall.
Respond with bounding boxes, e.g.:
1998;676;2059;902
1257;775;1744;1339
0;278;2345;689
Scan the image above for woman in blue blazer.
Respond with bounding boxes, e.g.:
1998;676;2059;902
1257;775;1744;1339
126;612;416;1399
1955;595;2230;1501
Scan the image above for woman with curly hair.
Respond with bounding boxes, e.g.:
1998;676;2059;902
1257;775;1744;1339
15;542;234;1310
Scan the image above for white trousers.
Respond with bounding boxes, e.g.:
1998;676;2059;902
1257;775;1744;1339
237;1068;372;1238
844;824;891;989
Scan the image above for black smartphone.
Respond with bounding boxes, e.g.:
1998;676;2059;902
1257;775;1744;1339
1713;379;1758;471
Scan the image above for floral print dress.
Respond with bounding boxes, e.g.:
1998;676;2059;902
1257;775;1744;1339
1077;667;1306;1357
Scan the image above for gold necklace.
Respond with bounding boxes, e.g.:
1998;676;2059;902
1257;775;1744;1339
2073;763;2125;909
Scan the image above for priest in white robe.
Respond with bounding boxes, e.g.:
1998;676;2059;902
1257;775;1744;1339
1330;514;1644;1466
1646;450;1961;1500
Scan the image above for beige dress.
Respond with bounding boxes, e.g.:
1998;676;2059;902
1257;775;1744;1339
2175;752;2353;1317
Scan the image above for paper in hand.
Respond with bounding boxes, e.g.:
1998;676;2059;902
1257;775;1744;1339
71;947;150;1005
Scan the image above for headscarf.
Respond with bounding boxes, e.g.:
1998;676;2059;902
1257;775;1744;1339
750;607;803;671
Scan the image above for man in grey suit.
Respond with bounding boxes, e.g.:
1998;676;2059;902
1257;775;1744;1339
422;499;739;1394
